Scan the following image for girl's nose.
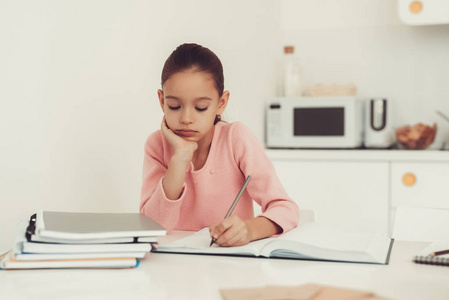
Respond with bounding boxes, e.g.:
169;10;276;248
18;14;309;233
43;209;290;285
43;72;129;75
180;108;194;124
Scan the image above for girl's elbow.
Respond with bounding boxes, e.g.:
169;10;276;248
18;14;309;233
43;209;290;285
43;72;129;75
290;203;300;227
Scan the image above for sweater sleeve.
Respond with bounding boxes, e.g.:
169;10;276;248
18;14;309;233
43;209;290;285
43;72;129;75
139;131;187;230
230;122;300;233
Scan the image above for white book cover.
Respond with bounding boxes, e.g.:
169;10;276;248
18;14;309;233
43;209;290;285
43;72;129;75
31;210;166;240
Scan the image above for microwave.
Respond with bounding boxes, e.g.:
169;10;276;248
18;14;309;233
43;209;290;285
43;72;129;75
266;97;364;149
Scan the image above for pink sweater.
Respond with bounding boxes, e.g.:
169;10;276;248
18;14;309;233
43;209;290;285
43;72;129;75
140;121;299;233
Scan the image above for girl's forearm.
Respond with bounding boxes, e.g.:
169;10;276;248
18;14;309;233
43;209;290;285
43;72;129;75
245;217;282;242
162;153;191;200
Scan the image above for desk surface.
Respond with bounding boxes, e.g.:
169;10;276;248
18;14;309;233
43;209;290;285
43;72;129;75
1;236;449;300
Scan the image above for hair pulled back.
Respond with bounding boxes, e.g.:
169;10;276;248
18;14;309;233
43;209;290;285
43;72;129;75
161;43;224;97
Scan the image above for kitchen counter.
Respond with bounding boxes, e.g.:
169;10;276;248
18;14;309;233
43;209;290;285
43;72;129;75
265;148;449;162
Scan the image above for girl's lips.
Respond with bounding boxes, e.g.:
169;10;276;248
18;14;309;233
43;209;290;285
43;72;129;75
176;130;197;137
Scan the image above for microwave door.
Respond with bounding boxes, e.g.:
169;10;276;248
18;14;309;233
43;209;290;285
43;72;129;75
293;107;345;137
292;107;347;148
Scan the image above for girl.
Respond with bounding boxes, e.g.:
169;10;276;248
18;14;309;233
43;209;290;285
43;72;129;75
140;43;299;247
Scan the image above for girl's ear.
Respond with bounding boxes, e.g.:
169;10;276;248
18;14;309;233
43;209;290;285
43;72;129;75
158;89;165;112
217;91;230;115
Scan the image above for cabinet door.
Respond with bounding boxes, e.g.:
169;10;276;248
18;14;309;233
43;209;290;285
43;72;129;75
271;160;389;235
391;162;449;209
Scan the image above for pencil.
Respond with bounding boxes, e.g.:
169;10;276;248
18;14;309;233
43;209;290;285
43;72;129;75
209;175;252;247
429;249;449;257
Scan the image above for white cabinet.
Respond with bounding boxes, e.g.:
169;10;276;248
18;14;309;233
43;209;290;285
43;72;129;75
391;162;449;209
271;159;389;235
266;149;449;238
390;162;449;241
398;0;449;26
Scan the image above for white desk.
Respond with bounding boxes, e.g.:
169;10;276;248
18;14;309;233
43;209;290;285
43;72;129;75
1;239;449;300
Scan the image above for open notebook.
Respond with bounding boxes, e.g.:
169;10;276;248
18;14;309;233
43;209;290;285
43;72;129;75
154;222;394;265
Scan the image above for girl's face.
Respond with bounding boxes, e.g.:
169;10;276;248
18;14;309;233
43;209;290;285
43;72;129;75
158;69;229;146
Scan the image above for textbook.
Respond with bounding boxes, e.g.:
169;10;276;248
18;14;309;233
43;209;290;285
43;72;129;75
14;251;147;261
20;241;152;254
11;220;152;259
0;252;138;269
154;222;394;265
29;234;157;244
28;210;166;240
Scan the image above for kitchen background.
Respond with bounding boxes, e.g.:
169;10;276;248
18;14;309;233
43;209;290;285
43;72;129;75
1;0;448;251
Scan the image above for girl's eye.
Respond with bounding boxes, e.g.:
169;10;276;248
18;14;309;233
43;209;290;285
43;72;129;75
196;107;208;112
168;105;180;110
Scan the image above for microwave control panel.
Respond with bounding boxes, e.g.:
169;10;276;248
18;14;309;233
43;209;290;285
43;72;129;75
266;103;282;140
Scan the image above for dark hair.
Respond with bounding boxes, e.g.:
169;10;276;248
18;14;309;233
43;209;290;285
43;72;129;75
161;43;224;96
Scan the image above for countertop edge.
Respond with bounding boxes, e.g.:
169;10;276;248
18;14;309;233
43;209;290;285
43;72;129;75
265;149;449;162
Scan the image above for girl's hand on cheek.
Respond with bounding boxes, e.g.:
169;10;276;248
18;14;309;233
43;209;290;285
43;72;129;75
209;216;252;247
161;117;198;161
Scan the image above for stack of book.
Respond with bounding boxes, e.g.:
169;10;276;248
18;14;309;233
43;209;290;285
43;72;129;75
0;210;166;269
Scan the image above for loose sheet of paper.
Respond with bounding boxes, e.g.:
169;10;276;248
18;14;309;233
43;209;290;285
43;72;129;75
220;283;391;300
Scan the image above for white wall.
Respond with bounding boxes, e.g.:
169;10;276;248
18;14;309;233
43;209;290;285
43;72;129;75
1;0;449;252
0;0;281;251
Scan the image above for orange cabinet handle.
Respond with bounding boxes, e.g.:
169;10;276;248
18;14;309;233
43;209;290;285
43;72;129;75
410;1;423;14
402;173;416;187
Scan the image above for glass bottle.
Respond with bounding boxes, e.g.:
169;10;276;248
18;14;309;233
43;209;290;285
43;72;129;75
283;46;302;97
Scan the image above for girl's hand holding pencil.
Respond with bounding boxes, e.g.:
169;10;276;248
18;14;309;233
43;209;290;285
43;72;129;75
209;216;252;247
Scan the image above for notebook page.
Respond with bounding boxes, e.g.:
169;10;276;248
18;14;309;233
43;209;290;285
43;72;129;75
416;240;449;257
280;223;376;252
156;228;272;256
261;222;386;263
366;233;393;263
